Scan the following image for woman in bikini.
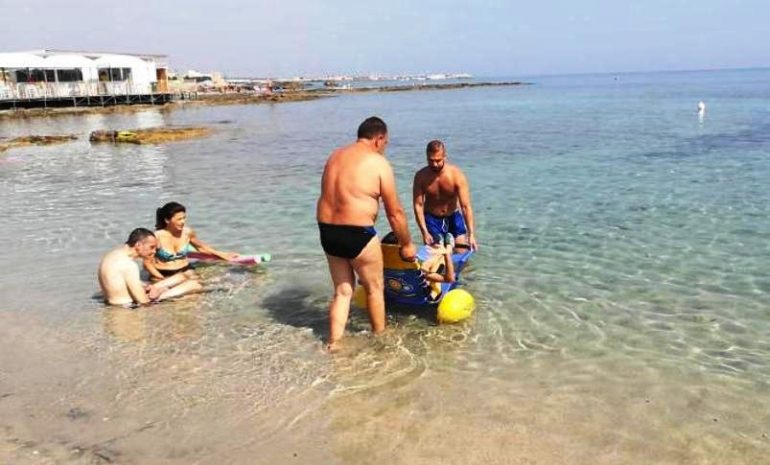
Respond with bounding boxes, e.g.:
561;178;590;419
144;201;239;281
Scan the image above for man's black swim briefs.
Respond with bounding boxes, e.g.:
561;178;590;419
318;223;377;259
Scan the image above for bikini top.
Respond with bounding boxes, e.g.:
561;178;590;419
155;229;192;262
155;246;189;262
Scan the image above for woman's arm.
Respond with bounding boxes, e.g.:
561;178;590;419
189;228;238;260
143;257;166;281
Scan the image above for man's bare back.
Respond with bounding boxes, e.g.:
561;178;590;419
98;246;141;306
316;141;387;226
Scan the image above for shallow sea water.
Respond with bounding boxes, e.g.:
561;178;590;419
1;69;769;464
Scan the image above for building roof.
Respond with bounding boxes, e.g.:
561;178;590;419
23;49;167;59
93;54;149;68
43;54;96;68
0;52;48;68
2;49;168;68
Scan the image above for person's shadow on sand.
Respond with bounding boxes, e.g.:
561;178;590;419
261;286;442;345
261;286;333;341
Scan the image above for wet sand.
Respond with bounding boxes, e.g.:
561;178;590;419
3;309;767;465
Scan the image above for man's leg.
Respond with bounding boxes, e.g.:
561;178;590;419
325;254;355;346
450;211;469;247
351;236;385;334
157;279;203;301
148;273;203;301
153;272;187;289
424;212;445;245
453;234;468;246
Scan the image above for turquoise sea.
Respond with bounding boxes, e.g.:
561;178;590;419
1;69;768;464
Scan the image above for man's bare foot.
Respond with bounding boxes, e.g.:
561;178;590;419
326;341;340;353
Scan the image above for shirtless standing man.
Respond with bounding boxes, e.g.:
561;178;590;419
98;228;201;306
413;140;478;250
317;116;417;347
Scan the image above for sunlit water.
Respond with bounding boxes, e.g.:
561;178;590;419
1;69;769;464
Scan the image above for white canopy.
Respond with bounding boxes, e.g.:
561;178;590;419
93;54;147;68
43;54;95;68
0;52;48;69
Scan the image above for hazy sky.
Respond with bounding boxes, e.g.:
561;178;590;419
1;0;768;77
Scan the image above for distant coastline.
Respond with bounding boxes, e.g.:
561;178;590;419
0;81;530;121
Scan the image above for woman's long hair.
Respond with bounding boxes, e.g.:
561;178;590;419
155;201;186;230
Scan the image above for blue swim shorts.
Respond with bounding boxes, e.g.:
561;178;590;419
424;211;467;244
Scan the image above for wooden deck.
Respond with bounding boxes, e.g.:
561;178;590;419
0;93;173;110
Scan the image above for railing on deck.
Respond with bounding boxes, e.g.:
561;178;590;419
0;81;156;101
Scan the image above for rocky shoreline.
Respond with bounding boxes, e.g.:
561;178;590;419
0;81;528;121
0;135;78;153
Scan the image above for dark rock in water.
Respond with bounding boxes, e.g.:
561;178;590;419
0;134;77;152
89;127;211;144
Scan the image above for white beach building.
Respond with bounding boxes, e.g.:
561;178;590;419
0;49;170;108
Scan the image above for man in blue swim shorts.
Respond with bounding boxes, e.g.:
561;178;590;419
412;140;478;250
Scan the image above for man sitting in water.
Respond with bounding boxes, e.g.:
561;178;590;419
98;228;202;306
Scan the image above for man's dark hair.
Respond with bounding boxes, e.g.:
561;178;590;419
426;140;445;155
126;228;155;246
357;116;388;140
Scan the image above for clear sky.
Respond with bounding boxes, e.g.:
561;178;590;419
1;0;768;77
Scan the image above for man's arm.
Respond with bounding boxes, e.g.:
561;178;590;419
123;262;150;304
412;171;433;245
456;169;478;250
380;159;417;261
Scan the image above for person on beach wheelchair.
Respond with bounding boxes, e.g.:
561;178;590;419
379;231;473;307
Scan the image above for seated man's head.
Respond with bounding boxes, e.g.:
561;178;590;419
126;228;157;258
